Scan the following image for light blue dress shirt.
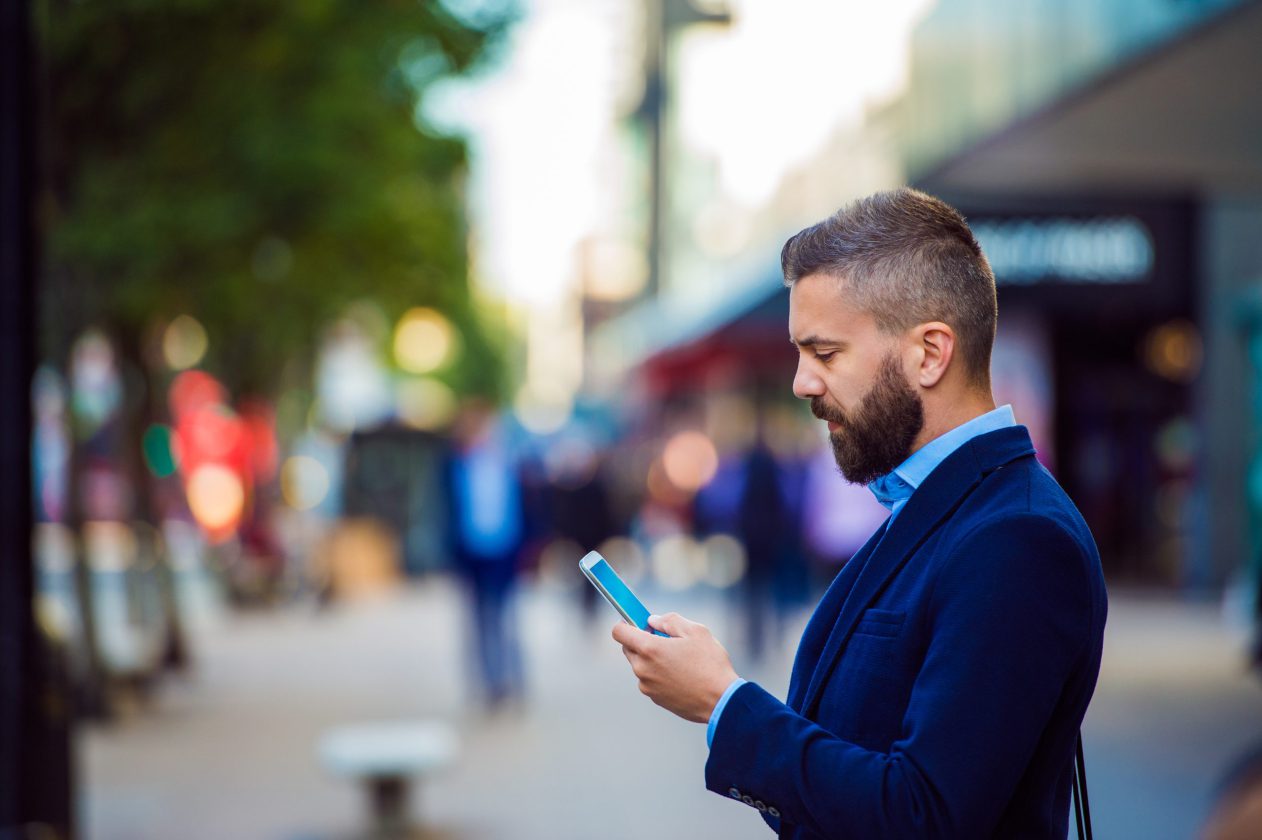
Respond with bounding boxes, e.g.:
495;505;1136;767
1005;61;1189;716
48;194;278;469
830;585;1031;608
867;404;1017;521
706;405;1018;747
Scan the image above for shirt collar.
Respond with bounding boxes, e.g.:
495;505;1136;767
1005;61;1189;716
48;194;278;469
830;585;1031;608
868;404;1017;510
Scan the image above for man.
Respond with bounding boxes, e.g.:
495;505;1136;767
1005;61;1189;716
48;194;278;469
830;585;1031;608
613;188;1108;838
445;400;527;709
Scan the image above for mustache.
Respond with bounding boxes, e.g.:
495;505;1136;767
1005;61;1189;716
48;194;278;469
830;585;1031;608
810;396;845;425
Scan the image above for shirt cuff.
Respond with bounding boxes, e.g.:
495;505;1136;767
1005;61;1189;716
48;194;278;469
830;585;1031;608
706;677;747;749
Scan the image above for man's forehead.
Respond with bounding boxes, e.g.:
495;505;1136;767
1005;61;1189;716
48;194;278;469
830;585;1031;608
788;273;869;336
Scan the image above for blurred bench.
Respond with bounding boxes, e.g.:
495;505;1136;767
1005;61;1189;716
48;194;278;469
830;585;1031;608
319;720;459;835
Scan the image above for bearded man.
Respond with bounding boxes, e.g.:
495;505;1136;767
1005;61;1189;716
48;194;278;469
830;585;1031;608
613;188;1108;839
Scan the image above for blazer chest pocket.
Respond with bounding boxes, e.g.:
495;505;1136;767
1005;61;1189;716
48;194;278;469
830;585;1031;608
854;609;905;638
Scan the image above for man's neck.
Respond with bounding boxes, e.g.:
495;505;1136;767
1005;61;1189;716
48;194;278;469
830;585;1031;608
910;392;997;456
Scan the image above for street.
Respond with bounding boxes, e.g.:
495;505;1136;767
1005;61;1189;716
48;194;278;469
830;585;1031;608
82;579;1262;839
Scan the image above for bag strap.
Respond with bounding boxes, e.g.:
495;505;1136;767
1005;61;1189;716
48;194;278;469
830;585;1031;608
1071;731;1093;840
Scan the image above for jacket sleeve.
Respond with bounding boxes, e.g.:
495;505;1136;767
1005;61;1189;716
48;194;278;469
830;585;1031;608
704;514;1095;838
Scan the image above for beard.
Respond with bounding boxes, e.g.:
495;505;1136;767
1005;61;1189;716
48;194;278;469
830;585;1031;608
811;353;925;486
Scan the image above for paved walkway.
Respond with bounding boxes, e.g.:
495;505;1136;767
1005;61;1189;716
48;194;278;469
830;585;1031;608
1081;595;1262;838
82;581;1262;839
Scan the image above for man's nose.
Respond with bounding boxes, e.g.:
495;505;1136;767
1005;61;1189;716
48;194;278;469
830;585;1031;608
793;358;823;400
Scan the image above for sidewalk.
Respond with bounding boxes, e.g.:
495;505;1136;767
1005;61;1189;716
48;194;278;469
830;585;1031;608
1081;595;1262;838
82;581;1262;839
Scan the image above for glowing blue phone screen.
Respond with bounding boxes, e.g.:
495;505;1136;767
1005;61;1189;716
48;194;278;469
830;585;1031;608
589;558;668;637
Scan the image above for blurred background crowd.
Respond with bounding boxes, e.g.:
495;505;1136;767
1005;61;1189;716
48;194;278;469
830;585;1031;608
3;0;1262;838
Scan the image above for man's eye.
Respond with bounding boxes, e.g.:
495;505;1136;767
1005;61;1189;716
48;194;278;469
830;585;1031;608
814;351;836;362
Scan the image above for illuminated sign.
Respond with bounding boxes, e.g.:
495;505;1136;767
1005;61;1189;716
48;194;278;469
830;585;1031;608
971;216;1155;285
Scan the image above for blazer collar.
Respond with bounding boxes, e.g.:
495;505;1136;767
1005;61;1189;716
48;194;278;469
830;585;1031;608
799;425;1036;716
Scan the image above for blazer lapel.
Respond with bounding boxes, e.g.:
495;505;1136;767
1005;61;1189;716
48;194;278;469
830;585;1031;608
798;426;1036;717
786;519;889;712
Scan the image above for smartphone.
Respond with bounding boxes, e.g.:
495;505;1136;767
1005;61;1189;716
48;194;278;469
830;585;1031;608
579;550;669;637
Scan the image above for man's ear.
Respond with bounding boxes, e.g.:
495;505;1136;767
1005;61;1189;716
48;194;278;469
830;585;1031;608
913;322;955;388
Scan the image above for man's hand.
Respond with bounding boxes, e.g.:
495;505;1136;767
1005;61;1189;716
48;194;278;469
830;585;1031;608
612;612;740;724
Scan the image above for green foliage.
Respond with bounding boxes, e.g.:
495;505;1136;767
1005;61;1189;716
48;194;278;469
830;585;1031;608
37;0;515;398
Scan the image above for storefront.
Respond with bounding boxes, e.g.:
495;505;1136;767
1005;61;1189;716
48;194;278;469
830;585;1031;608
953;196;1199;583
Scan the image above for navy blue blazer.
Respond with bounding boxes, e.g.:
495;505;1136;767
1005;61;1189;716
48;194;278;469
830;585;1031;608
705;426;1108;839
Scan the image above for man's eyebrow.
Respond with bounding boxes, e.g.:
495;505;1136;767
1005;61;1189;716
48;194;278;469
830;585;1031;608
790;334;840;348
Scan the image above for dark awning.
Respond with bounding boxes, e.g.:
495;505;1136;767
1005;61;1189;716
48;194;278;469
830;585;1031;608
916;0;1262;196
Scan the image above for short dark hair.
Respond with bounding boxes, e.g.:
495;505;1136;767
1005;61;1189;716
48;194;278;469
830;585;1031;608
781;188;997;388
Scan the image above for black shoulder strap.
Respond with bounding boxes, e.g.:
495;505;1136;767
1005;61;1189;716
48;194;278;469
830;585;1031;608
1071;731;1093;840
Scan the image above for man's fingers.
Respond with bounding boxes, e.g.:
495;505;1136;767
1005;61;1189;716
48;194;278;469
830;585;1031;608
611;620;650;653
648;611;699;638
611;621;635;646
622;648;650;683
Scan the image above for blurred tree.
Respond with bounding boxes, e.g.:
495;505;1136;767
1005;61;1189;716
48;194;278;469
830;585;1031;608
37;0;512;398
33;0;516;714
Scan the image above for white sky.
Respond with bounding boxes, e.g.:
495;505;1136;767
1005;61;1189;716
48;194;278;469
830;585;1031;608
677;0;932;205
428;0;933;306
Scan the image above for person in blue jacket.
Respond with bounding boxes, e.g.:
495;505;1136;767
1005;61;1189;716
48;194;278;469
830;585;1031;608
613;188;1108;839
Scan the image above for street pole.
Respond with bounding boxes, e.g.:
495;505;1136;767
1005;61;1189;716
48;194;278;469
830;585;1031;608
2;0;75;835
636;0;730;301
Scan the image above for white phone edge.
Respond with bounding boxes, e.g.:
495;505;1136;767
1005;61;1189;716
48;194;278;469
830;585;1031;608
578;550;636;626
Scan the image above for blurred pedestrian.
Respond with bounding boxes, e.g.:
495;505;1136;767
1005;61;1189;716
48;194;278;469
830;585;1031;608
768;431;812;632
735;416;787;662
444;400;526;710
545;436;616;627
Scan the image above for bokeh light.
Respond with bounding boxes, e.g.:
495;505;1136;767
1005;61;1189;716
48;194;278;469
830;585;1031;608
537;538;584;589
168;369;228;421
142;424;180;478
1144;319;1203;383
396;377;458;431
162;314;209;371
701;534;747;588
513;385;572;435
646;457;689;506
186;464;245;537
393;307;457;374
581;237;649;302
661;430;719;492
597;537;648;586
181;404;245;463
70;330;122;431
317;320;393;432
280;455;331;511
1155;417;1197;472
650;535;705;591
